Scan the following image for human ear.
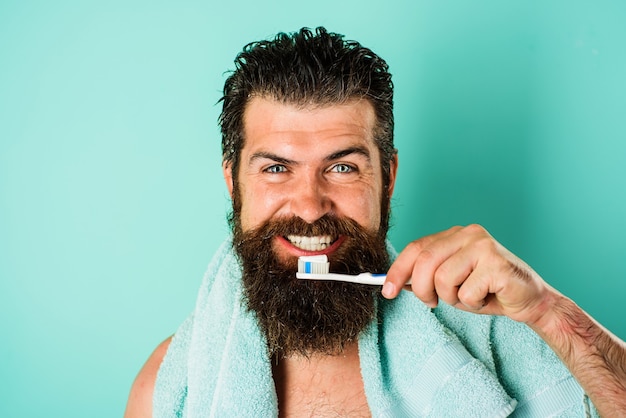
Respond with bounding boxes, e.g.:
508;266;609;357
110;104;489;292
222;160;234;198
387;154;399;199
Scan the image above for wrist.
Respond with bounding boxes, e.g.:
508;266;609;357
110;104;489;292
524;290;573;337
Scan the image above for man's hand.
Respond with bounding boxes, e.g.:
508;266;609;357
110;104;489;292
382;224;554;326
382;224;626;416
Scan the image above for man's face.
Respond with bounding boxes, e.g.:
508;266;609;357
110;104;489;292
224;97;396;256
223;97;398;356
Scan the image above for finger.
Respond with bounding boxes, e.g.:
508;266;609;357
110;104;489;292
382;238;437;300
383;226;462;300
458;257;545;321
456;268;492;312
431;225;496;309
385;226;466;306
432;247;476;307
444;231;503;312
408;227;471;307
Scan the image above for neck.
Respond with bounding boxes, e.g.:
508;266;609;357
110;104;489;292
272;342;370;417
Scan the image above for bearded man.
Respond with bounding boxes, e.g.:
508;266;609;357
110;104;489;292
126;27;626;417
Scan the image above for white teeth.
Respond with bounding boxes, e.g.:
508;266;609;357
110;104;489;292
287;235;334;252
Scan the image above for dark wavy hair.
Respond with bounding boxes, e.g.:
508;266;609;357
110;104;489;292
219;27;396;193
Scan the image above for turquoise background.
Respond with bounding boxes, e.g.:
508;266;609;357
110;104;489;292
1;1;625;416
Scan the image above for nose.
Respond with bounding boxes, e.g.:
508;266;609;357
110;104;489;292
289;173;332;224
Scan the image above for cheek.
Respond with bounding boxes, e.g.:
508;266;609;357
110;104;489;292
238;182;283;230
339;187;381;230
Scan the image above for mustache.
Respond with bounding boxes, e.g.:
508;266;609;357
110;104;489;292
235;214;380;245
234;214;389;278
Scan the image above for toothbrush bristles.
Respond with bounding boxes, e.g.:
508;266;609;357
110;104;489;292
298;255;330;274
297;255;330;274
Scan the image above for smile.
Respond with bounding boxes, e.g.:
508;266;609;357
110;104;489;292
286;235;336;252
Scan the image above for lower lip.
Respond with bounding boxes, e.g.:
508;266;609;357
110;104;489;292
275;235;346;257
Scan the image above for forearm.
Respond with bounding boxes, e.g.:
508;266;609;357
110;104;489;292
529;293;626;415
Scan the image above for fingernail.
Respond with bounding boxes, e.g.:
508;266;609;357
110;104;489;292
382;281;396;298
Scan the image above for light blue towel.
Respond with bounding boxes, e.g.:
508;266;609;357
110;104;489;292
154;238;596;417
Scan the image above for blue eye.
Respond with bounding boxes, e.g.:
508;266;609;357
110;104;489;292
265;165;287;174
331;164;354;173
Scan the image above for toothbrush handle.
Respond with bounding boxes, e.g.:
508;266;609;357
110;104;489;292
296;272;410;286
356;273;386;285
356;273;411;286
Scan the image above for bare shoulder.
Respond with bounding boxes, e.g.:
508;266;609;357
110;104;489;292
124;336;173;418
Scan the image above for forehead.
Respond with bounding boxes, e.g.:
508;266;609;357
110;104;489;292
241;97;378;155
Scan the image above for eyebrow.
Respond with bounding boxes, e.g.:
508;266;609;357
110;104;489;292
325;146;371;162
248;151;295;166
248;146;372;166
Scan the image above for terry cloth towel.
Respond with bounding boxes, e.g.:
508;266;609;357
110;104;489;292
153;238;589;417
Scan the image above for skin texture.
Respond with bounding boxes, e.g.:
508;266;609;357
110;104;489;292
125;337;171;418
382;225;626;415
223;96;395;260
125;98;626;417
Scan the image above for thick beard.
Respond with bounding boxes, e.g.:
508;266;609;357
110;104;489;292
232;214;390;358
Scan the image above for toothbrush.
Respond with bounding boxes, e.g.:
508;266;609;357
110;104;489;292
296;255;388;286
